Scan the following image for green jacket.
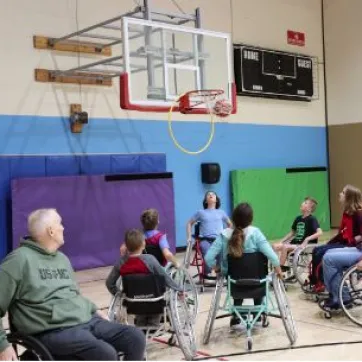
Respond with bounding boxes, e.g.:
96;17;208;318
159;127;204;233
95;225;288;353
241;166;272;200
0;238;97;352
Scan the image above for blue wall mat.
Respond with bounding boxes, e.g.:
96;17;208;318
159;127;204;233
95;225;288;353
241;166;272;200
46;156;81;176
0;153;167;261
0;159;10;195
0;158;10;259
140;154;167;172
10;157;46;178
80;155;112;175
111;154;140;173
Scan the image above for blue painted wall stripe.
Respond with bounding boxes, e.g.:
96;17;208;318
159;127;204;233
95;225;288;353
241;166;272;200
0;115;327;248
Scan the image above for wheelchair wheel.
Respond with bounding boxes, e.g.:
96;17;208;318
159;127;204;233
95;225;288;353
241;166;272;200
272;273;297;345
108;292;125;323
339;265;362;327
8;333;54;361
292;245;314;286
169;289;197;361
169;266;199;324
184;240;193;269
202;275;223;345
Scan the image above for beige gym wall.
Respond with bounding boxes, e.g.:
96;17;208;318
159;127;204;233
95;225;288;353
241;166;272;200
323;0;362;226
0;0;325;127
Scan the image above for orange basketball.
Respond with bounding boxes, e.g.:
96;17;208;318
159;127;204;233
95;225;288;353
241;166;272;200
213;99;232;117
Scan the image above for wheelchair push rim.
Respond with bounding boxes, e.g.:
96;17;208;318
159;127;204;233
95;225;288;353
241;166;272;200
169;266;199;324
292;244;315;286
8;333;54;361
339;265;362;327
169;289;198;360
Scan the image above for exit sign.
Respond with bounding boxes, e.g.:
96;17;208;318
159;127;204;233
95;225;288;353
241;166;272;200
287;30;305;46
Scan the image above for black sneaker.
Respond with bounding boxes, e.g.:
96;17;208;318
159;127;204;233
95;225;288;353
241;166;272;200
229;315;241;328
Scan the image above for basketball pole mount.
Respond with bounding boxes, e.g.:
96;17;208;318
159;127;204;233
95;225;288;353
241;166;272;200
69;104;88;134
33;0;203;87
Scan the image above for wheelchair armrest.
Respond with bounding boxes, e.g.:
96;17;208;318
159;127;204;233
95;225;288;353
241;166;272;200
233;278;263;287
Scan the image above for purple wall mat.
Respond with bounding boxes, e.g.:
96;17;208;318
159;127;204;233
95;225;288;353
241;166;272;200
11;174;175;271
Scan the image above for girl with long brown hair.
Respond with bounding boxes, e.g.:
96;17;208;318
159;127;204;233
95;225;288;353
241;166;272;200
205;202;282;330
308;184;362;293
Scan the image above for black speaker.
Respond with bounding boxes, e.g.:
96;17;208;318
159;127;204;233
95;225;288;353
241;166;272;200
201;163;221;184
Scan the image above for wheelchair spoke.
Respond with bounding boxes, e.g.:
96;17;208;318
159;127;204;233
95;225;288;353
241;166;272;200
272;273;297;344
170;267;199;323
203;276;223;345
167;267;198;360
169;290;197;360
292;245;314;286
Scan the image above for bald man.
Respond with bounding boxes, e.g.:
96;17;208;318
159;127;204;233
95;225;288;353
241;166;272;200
0;208;145;361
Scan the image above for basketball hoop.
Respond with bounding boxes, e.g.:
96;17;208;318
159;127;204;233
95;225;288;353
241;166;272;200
179;89;232;117
168;89;232;155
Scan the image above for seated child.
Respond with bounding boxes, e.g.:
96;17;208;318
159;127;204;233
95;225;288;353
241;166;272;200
141;208;179;267
120;209;179;268
186;191;232;277
107;229;182;327
309;185;362;292
204;202;282;331
273;197;322;269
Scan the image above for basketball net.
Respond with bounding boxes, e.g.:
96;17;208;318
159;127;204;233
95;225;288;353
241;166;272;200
168;90;232;155
179;89;232;117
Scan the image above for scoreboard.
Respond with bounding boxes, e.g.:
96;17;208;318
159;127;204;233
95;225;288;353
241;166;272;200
234;45;315;101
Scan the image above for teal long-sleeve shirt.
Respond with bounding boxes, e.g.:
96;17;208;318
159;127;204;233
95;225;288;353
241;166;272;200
204;226;280;276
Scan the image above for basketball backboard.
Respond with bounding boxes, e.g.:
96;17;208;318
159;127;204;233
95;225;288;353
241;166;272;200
120;17;236;114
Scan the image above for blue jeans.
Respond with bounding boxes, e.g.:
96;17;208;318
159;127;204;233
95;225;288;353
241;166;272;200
311;243;345;284
323;247;362;304
36;315;146;360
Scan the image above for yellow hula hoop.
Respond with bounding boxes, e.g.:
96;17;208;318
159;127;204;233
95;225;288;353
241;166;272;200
167;98;215;155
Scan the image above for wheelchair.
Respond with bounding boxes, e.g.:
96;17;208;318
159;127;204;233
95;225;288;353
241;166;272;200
107;266;198;361
277;242;316;288
6;322;124;361
316;263;362;320
337;264;362;324
184;223;218;292
6;331;54;361
203;253;297;351
144;243;167;266
300;246;332;302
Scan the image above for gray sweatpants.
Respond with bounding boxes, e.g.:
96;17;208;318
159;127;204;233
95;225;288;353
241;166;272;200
35;315;146;360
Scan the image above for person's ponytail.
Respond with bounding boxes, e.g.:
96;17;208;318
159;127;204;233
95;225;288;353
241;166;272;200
228;226;245;257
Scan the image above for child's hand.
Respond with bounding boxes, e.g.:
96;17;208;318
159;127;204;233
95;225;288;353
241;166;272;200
275;266;284;280
213;266;221;273
96;309;110;321
357;259;362;270
120;244;127;256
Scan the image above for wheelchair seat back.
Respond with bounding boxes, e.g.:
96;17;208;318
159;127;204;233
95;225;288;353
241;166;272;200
227;252;268;299
193;222;200;238
144;244;166;266
122;273;166;315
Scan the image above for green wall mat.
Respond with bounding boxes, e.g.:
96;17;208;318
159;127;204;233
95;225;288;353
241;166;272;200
230;168;330;240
